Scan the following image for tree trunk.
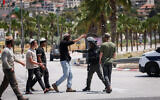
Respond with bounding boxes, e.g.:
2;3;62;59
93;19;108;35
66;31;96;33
136;32;138;51
126;30;128;52
150;31;152;48
144;31;146;50
159;30;160;43
45;32;48;52
130;30;133;51
154;30;157;49
120;32;123;51
110;0;117;43
116;32;119;53
101;13;106;35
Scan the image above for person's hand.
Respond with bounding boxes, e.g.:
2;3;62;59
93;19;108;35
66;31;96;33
39;63;46;70
10;68;14;72
41;65;46;70
99;60;102;65
81;34;86;38
21;62;25;67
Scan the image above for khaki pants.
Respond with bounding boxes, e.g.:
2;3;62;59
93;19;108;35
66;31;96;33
0;69;23;99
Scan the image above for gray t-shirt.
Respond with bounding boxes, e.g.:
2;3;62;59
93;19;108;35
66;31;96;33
1;47;15;69
26;48;39;69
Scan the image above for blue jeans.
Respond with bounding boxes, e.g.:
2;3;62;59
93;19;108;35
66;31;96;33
55;61;73;88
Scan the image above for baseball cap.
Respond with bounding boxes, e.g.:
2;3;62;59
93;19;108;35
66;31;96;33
87;37;97;44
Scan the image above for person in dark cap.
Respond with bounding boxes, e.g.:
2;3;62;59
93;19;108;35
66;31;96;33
75;37;108;91
0;36;28;100
52;33;86;92
99;33;116;93
25;39;49;94
30;38;53;91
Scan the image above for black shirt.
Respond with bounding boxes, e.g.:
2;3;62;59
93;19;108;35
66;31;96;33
36;46;46;64
59;40;74;61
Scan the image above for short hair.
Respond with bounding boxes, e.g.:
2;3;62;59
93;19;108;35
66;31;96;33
103;33;110;39
5;39;13;45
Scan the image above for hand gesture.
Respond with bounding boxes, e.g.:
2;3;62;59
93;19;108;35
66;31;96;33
81;34;86;38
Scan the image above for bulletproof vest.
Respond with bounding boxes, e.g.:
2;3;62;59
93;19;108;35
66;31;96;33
88;46;100;64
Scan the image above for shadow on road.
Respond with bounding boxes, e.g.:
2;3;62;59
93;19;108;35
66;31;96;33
135;75;160;78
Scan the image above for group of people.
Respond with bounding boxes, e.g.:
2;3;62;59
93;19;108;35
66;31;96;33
0;33;116;100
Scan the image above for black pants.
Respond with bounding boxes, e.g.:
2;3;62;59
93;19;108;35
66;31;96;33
26;68;45;92
0;69;23;99
86;64;107;88
102;63;112;88
31;66;50;88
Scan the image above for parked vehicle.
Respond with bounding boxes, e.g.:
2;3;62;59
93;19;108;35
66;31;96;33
139;48;160;76
50;45;60;61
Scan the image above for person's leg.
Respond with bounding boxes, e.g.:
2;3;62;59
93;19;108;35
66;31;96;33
103;65;110;87
26;69;34;93
34;68;46;91
30;68;43;90
0;74;9;98
108;63;113;84
55;61;69;86
52;61;69;92
102;63;112;93
5;69;25;99
96;65;107;87
43;67;51;88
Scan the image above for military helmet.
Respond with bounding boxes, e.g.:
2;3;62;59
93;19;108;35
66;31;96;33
87;37;97;44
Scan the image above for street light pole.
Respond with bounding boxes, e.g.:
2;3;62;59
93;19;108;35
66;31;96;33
20;0;24;57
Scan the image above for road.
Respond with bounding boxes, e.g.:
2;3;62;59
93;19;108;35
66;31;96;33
0;54;160;100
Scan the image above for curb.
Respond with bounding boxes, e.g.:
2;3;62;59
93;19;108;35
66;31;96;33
113;68;139;71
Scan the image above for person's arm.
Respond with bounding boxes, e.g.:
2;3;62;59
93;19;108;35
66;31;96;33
99;52;103;64
113;53;116;59
75;49;88;53
37;55;45;70
73;34;86;43
15;59;25;67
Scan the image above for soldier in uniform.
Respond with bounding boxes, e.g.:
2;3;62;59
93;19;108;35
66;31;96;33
76;37;108;91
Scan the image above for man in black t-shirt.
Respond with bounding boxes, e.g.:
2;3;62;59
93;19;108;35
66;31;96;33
52;33;86;92
31;38;53;91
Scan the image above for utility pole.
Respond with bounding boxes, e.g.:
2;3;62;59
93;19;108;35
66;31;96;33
20;0;24;57
8;0;11;35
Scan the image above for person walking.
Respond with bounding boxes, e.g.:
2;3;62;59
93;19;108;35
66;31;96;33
99;33;116;93
25;39;49;94
30;38;53;91
75;37;108;91
0;36;28;100
52;33;86;92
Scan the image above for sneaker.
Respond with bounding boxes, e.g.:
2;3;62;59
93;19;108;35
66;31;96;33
48;87;54;91
106;87;112;93
66;88;76;92
82;87;90;91
44;88;49;93
52;83;59;92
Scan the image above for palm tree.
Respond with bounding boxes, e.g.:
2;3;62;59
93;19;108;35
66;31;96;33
47;13;57;45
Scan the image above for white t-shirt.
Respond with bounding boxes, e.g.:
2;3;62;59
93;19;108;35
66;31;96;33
26;48;39;69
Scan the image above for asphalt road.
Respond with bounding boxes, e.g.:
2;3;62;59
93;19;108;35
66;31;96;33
1;54;160;100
